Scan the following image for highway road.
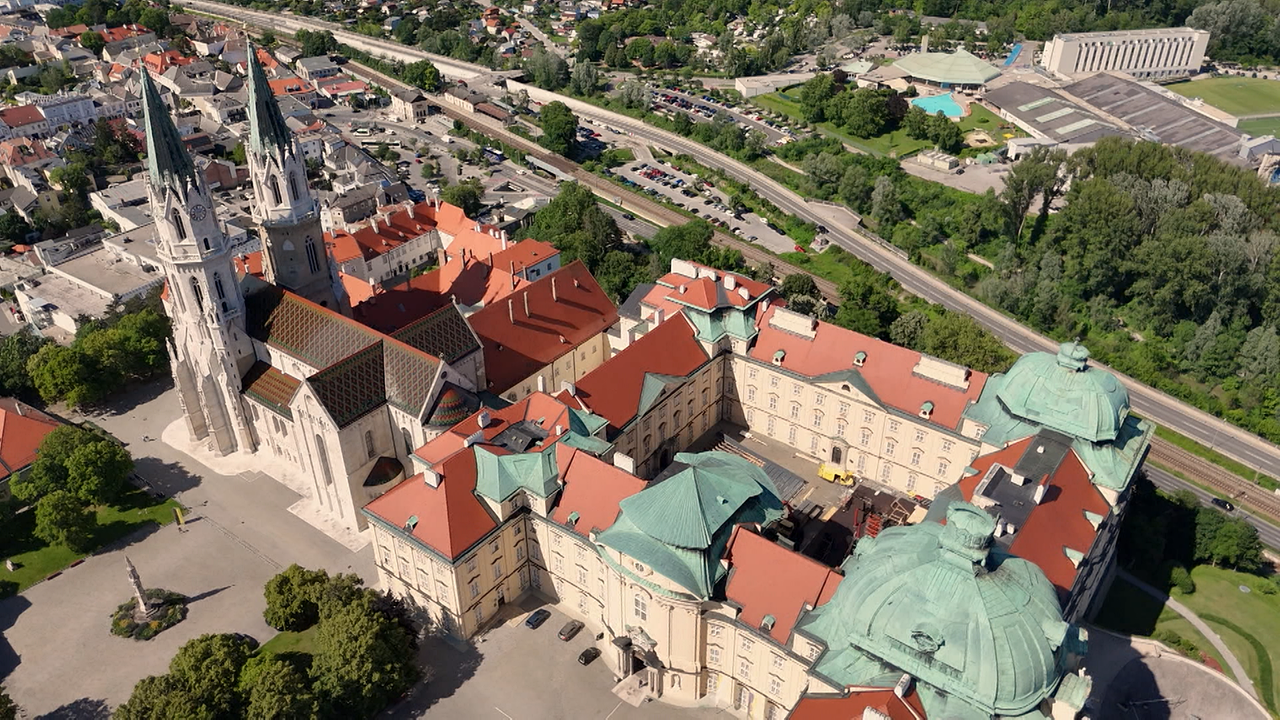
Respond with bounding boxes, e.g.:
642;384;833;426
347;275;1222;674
1146;465;1280;551
184;0;1280;483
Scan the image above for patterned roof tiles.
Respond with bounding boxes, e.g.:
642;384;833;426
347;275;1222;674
245;286;380;370
426;383;478;427
242;362;301;419
390;303;481;364
309;342;386;427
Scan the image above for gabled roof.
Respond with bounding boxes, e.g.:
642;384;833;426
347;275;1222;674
723;526;842;644
787;687;927;720
0;105;44;128
0;400;61;481
363;451;499;561
414;391;575;467
551;445;644;535
390;302;481;364
575;312;709;433
245;285;385;370
425;383;480;428
750;305;986;431
468;261;619;395
241;361;301;419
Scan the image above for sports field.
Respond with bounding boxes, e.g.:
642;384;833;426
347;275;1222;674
1164;77;1280;117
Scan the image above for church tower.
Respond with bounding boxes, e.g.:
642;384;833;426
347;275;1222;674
142;69;257;456
245;44;344;311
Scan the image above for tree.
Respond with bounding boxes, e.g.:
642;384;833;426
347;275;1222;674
65;440;133;505
33;490;95;552
311;595;419;718
927;112;963;152
889;310;928;349
401;60;441;92
440;178;484;218
258;30;277;48
526;48;568;90
831;274;900;338
11;425;94;504
296;29;337;58
263;564;331;631
0;330;47;399
842;88;889;137
617;80;648;109
918;312;1016;374
78;30;104;52
798;74;837;123
243;658;317;720
114;675;214;720
527;182;620;272
1207;518;1264;571
26;343;108;407
1237;325;1279;381
779;273;820;300
167;634;256;717
569;61;598;97
903;105;929;140
870;176;900;226
1000;147;1066;238
650;220;715;266
0;688;16;720
538;101;577;157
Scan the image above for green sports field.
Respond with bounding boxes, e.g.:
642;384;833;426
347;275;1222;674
1164;77;1280;117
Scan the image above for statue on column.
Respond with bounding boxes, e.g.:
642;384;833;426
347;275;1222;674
125;556;155;619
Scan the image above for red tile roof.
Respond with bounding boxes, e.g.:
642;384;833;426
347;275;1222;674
467;261;619;395
0;105;44;128
553;445;646;535
575;312;709;433
364;452;499;561
957;438;1109;601
750;305;986;431
414;391;574;467
327;200;442;263
233;251;264;278
268;78;315;96
652;262;770;312
788;687;927;720
0;138;55;167
0;400;61;481
722;526;842;644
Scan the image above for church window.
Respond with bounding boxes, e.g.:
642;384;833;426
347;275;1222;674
364;430;376;460
315;435;334;486
189;277;204;312
288;171;300;201
305;238;321;274
214;273;226;300
203;238;210;252
172;208;187;240
268;175;282;205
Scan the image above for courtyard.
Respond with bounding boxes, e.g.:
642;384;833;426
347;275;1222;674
388;598;729;720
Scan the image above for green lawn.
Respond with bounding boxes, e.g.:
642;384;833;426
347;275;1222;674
755;91;1014;157
1240;117;1280;137
1164;77;1280;117
1094;577;1232;680
259;626;318;657
1174;566;1280;713
0;487;181;597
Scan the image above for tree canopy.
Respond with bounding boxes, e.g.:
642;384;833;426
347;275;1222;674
538;101;578;157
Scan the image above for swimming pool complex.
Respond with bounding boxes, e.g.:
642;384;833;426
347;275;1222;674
910;94;964;118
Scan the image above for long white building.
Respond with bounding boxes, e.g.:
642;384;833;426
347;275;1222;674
1041;27;1209;80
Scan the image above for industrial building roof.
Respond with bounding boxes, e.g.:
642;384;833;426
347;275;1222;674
984;81;1128;145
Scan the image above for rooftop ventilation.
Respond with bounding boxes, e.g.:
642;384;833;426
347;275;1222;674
919;401;934;420
477;410;492;428
893;673;913;699
1033;483;1047;504
567;511;580;526
772;350;785;366
724;274;736;291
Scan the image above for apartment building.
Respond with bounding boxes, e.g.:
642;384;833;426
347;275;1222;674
1041;27;1209;79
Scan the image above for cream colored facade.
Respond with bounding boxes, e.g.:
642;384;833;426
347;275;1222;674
1041;27;1209;79
500;330;613;403
612;353;730;479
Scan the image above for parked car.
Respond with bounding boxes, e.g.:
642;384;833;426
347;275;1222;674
558;620;584;641
525;609;551;629
578;647;601;665
1210;497;1236;512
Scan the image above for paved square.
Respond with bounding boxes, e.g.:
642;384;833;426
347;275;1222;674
390;599;729;720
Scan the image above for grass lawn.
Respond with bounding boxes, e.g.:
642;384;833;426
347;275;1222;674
1094;577;1232;681
0;486;181;597
1240;117;1280;137
1173;566;1280;713
755;91;1013;157
1164;77;1280;117
259;626;318;657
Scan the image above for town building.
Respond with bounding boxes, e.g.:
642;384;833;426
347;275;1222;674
0;399;63;501
1041;27;1209;80
295;56;340;81
390;88;431;123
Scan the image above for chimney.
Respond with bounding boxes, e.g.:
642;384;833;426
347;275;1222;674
551;277;558;302
523;291;529;317
537;375;546;393
370;216;378;233
14;402;23;417
561;380;576;396
679;284;687;294
436;246;446;267
477;410;492;428
654;308;665;325
508;298;515;324
423;468;441;488
738;286;749;301
555;424;564;436
893;674;913;700
407;201;415;219
1033;483;1047;504
724;274;736;291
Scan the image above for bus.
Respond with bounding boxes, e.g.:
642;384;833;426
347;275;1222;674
360;139;400;149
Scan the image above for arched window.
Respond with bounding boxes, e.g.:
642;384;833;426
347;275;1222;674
171;208;187;240
189;276;204;312
213;273;226;300
401;427;413;456
831;446;842;464
288;171;300;201
364;430;376;460
305;238;321;274
203;238;210;252
268;175;282;205
315;434;333;486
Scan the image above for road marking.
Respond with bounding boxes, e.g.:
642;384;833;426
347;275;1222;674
495;708;513;719
603;702;623;720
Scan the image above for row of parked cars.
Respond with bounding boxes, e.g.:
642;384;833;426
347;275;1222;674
524;609;601;665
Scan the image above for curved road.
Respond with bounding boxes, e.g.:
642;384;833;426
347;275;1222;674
184;0;1280;482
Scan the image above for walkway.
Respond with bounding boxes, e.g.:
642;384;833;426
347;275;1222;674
1118;569;1258;700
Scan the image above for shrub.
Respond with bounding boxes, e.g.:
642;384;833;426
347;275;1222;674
1152;628;1199;658
1169;565;1196;595
111;589;187;640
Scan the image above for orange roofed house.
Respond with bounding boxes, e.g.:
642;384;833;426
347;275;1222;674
0;399;62;501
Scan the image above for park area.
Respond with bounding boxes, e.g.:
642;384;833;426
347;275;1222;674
755;88;1013;157
1165;76;1280;117
1098;566;1280;716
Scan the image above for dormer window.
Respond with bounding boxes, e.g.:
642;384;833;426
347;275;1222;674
854;351;867;367
772;350;785;366
919;401;934;420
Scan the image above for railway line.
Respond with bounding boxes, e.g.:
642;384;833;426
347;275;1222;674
1148;442;1280;521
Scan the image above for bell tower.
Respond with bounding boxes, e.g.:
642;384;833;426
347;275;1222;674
142;68;256;456
245;44;345;311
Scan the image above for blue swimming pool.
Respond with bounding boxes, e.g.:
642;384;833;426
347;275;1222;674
911;94;964;118
1004;43;1023;67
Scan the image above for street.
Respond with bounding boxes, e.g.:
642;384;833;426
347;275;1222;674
1146;464;1280;550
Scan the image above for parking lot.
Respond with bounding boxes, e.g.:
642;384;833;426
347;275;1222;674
393;598;727;720
648;84;797;145
613;159;796;253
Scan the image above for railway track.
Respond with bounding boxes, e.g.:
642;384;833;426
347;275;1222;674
1148;440;1280;521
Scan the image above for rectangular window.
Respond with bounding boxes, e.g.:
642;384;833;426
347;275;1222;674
807;644;821;660
748;368;757;379
942;440;954;452
577;566;588;584
889;420;900;433
790;404;799;420
634;593;648;621
767;417;775;434
839;402;849;416
553;533;562;547
492;561;502;579
490;540;500;555
516;545;525;561
788;426;796;443
709;645;721;665
747;386;756;402
863;410;874;423
911;449;922;467
885;440;896;456
938;460;950;476
812;410;822;427
791;383;801;397
769;676;782;696
554;555;564;572
474;605;483;624
814;393;824;406
469;579;479;598
915;429;926;443
707;673;719;692
769;375;778;388
810;435;818;451
710;624;722;638
514;524;522;536
768;395;777;410
907;474;917;492
741;636;754;652
772;654;784;670
466;557;477;573
738;659;751;679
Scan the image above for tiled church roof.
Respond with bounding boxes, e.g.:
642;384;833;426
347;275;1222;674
242;362;302;419
391;303;481;364
309;343;389;427
245;286;382;370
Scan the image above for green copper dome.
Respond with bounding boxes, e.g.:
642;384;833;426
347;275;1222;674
993;342;1129;443
800;502;1080;719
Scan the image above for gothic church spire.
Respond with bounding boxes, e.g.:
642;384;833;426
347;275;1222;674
246;43;294;158
140;68;198;191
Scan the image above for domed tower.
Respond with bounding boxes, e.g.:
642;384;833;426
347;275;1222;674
797;502;1090;719
142;68;256;455
994;341;1130;444
244;44;344;311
